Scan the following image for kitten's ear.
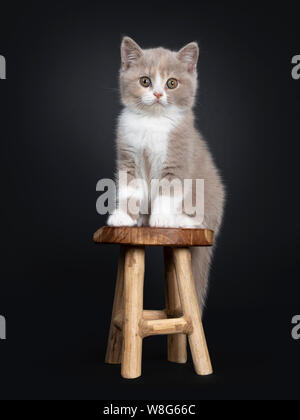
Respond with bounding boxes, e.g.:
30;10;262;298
177;42;199;72
121;37;143;70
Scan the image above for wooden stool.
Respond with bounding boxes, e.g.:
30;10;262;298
93;226;214;379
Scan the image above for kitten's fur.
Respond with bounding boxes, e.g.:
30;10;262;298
107;37;225;312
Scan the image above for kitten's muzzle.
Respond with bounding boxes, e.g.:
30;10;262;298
153;92;163;102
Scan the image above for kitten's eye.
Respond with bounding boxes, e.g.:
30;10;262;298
140;77;151;87
166;78;178;89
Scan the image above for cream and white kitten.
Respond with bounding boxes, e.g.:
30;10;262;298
107;37;225;311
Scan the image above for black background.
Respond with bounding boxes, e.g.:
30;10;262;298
0;0;299;400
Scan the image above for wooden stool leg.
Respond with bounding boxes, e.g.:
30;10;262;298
173;247;213;376
105;246;125;364
121;246;145;379
164;247;187;364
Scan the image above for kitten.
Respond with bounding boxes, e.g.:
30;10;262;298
107;37;225;311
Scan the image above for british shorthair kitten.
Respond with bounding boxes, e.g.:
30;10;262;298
107;37;225;311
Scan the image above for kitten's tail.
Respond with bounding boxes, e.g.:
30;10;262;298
191;246;214;315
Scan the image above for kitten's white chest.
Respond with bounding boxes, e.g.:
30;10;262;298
119;109;182;178
119;109;177;179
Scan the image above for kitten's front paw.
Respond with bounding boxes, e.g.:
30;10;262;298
149;214;176;228
175;215;206;229
107;210;137;227
150;213;206;229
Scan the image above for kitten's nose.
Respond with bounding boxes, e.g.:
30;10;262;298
153;92;163;100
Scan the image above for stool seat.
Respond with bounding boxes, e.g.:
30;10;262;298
93;226;214;247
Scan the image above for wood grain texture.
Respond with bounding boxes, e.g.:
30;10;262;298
121;246;145;379
173;247;213;376
105;247;125;365
143;310;167;320
94;226;214;247
113;309;167;330
141;317;191;338
164;247;187;364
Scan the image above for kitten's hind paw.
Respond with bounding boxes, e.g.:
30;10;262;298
107;210;137;227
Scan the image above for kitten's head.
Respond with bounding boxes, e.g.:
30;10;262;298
119;37;199;114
